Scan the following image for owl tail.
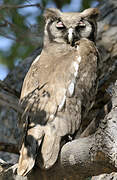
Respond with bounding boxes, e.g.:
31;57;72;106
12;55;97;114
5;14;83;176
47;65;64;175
41;125;61;169
17;123;62;175
17;124;44;176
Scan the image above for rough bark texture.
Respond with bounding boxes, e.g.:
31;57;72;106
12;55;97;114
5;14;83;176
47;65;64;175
0;0;117;179
92;173;117;180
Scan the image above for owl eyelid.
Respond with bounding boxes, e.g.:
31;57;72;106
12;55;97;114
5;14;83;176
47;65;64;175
56;21;65;29
78;21;86;27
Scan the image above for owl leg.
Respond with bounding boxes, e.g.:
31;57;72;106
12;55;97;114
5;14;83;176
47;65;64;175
41;123;61;169
17;124;44;176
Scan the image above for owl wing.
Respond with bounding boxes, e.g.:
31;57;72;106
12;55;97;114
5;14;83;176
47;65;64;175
17;49;77;176
17;39;98;176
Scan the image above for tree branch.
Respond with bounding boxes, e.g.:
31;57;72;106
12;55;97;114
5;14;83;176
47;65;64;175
0;90;21;113
0;80;20;98
0;3;42;10
0;142;19;155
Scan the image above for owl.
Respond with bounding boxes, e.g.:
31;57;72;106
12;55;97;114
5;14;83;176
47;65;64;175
17;8;100;176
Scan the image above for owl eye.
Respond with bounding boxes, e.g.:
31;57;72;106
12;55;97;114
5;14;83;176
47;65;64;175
78;21;86;27
56;21;65;29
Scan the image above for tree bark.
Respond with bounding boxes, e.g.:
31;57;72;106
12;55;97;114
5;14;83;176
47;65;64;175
0;0;117;179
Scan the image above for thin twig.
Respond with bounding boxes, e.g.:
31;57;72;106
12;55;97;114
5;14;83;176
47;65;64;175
0;31;16;41
0;3;42;10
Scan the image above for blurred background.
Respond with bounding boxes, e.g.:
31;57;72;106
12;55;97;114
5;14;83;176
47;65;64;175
0;0;101;80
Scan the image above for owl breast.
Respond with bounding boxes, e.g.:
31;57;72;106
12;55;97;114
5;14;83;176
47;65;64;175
21;38;98;132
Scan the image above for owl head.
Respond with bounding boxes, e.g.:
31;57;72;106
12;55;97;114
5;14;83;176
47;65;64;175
43;8;99;46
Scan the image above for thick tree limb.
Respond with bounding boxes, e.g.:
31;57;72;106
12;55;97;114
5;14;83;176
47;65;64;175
92;173;117;180
0;91;21;113
0;80;20;98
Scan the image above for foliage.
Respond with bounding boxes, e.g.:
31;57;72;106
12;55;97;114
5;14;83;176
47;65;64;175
0;0;101;71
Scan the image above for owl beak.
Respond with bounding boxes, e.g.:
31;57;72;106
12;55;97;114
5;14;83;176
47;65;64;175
68;28;74;45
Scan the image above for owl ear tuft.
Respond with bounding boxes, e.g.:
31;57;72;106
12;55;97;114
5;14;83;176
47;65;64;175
44;8;61;21
81;8;100;20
